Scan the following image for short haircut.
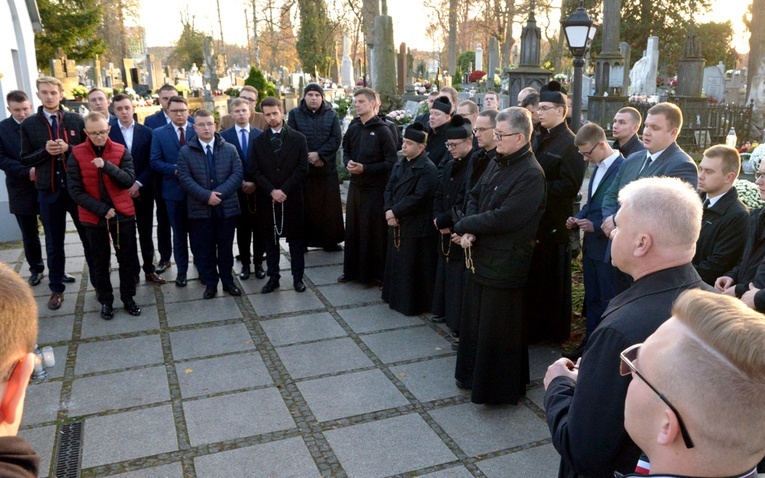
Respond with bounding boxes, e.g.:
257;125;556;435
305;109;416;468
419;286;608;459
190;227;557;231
158;84;180;94
0;263;38;379
260;96;281;109
496;107;532;142
229;98;249;111
111;93;132;104
477;109;498;126
84;111;107;125
194;109;213;119
87;88;107;99
703;145;741;176
575;122;607;147
663;290;765;459
439;86;459;106
240;85;259;98
616;106;642;125
484;91;499;101
168;96;188;107
36;76;63;92
6;90;29;104
354;87;377;103
428;91;440;98
519;88;540;108
647;102;683;131
457;100;479;115
617;177;701;249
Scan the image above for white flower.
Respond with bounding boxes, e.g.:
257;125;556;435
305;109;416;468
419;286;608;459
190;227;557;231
734;179;765;209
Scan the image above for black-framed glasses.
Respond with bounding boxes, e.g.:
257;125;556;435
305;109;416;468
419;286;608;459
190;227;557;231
580;142;600;157
620;343;695;449
538;105;559;112
445;139;470;149
86;130;109;138
494;131;521;141
169;108;188;114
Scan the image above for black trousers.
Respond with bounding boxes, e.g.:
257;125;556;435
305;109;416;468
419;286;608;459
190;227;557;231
14;213;44;274
83;219;138;305
265;235;305;281
133;192;156;274
189;214;237;288
236;191;265;267
153;177;172;263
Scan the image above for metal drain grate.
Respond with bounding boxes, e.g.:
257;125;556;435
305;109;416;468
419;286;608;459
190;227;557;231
54;422;83;478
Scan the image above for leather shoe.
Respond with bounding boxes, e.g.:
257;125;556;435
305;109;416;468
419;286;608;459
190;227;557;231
203;286;217;299
145;273;166;284
451;340;459;351
223;284;242;296
47;292;64;310
28;272;44;286
293;279;306;292
239;265;251;280
255;264;266;279
455;379;472;390
431;315;446;323
62;273;76;283
175;274;187;287
337;274;351;283
124;300;141;316
100;303;114;320
261;278;280;293
155;261;171;274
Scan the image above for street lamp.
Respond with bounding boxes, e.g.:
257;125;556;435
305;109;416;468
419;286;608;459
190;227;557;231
561;0;597;132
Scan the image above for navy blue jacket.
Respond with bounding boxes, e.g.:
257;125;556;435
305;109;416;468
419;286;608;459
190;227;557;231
0;117;37;214
219;125;262;181
143;110;194;130
109;119;154;189
575;154;624;262
149;122;196;201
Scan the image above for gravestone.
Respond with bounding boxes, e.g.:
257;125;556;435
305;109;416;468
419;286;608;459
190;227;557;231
371;11;398;110
397;43;407;94
676;28;704;97
629;37;659;96
619;42;631;92
123;59;135;89
502;6;550;104
341;31;355;87
475;43;483;72
487;38;499;91
703;62;725;102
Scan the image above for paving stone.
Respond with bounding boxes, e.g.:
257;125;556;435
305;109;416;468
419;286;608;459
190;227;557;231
81;405;178;469
276;337;374;379
237;274;296;294
303;250;344;267
183;387;295;446
476;444;560;478
260;312;346;346
360;326;452;364
429;402;551;457
419;466;475;478
36;292;78;318
159;284;204;304
527;385;546;411
20;381;61;426
165;296;242;327
318;282;383;307
19;425;56;478
41;345;68;379
147;265;199;283
390;356;464;403
106;462;185;478
529;344;562;381
75;335;164;375
247;289;325;316
30;281;57;297
176;351;272;398
338;304;423;334
0;248;23;263
63;242;85;257
324;413;457;477
37;315;75;345
298;369;410;422
304;264;344;285
170;323;255;361
64;232;82;244
194;436;319;477
80;305;160;339
68;366;170;416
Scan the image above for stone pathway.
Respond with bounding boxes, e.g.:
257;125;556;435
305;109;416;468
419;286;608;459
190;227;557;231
4;214;563;477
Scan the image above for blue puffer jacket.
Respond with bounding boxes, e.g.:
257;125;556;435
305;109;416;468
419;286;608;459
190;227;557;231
177;133;243;219
287;99;342;176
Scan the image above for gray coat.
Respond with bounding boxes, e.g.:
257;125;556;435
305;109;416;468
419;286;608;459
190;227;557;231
177;133;242;219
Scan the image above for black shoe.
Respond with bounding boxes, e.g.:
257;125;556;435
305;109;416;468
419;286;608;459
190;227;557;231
455;379;472;390
239;265;251;280
451;331;459;338
451;340;459;351
323;244;343;252
28;272;44;286
337;274;351;283
261;278;280;293
223;284;241;296
62;273;76;283
124;300;141;316
293;279;306;292
203;286;217;299
155;261;171;274
254;264;266;279
176;274;187;287
100;303;114;320
431;315;445;323
562;343;585;362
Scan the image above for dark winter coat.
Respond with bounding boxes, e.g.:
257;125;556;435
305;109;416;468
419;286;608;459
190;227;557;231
0;117;37;214
287;99;342;176
342;115;397;189
384;151;439;238
434;152;472;229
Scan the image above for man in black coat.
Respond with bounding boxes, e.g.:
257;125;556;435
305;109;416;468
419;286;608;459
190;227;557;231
611;107;645;158
251;97;309;294
693;145;749;285
425;97;452;168
20;77;92;310
287;83;344;251
544;177;714;478
339;88;398;284
381;123;439;316
525;81;586;343
0;90;43;286
452;107;546;405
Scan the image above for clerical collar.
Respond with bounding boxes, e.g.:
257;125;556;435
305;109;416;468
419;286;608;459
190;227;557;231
199;138;215;150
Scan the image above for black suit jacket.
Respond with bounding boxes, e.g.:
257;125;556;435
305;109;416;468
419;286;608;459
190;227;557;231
109;120;154;190
250;126;308;237
0;117;37;214
693;188;749;285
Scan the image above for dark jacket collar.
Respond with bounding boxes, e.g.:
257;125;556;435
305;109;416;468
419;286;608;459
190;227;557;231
604;263;705;315
614;134;641;154
299;99;331;116
545;121;571;137
188;132;225;151
702;187;742;215
495;143;533;166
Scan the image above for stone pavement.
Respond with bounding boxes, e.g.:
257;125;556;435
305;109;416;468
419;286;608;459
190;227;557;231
3;220;564;477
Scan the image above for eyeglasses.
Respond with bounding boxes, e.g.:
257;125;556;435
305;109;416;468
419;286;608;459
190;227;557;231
620;343;695;449
538;105;559;112
494;131;521;141
445;139;470;149
473;127;493;134
580;142;600;157
169;109;188;114
86;130;109;138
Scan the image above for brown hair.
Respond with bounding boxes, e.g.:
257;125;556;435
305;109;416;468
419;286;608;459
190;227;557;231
87;88;108;99
439;86;459;106
6;90;29;103
457;100;479;115
229;98;249;111
647;102;683;131
575;122;607;147
703;145;741;176
36;76;63;92
168;96;188;107
0;263;38;379
259;96;281;110
158;84;179;94
240;85;259;99
84;111;108;124
194;109;213;119
484;91;499;101
477;109;498;126
353;88;377;103
112;93;132;104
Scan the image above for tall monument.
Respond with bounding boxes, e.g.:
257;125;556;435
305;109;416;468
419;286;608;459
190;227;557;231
502;1;551;104
341;31;355;87
588;0;629;128
371;0;398;110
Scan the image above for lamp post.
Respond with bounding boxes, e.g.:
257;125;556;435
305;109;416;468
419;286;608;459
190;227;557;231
561;1;597;132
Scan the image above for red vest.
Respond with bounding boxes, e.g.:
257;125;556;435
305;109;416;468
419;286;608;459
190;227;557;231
71;138;136;225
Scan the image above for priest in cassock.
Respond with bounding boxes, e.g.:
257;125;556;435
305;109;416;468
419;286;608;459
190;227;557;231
381;123;439;315
452;107;545;405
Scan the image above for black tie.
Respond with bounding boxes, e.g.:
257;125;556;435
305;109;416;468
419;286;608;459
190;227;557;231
640;152;653;175
270;132;282;161
51;114;59;140
703;197;710;210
